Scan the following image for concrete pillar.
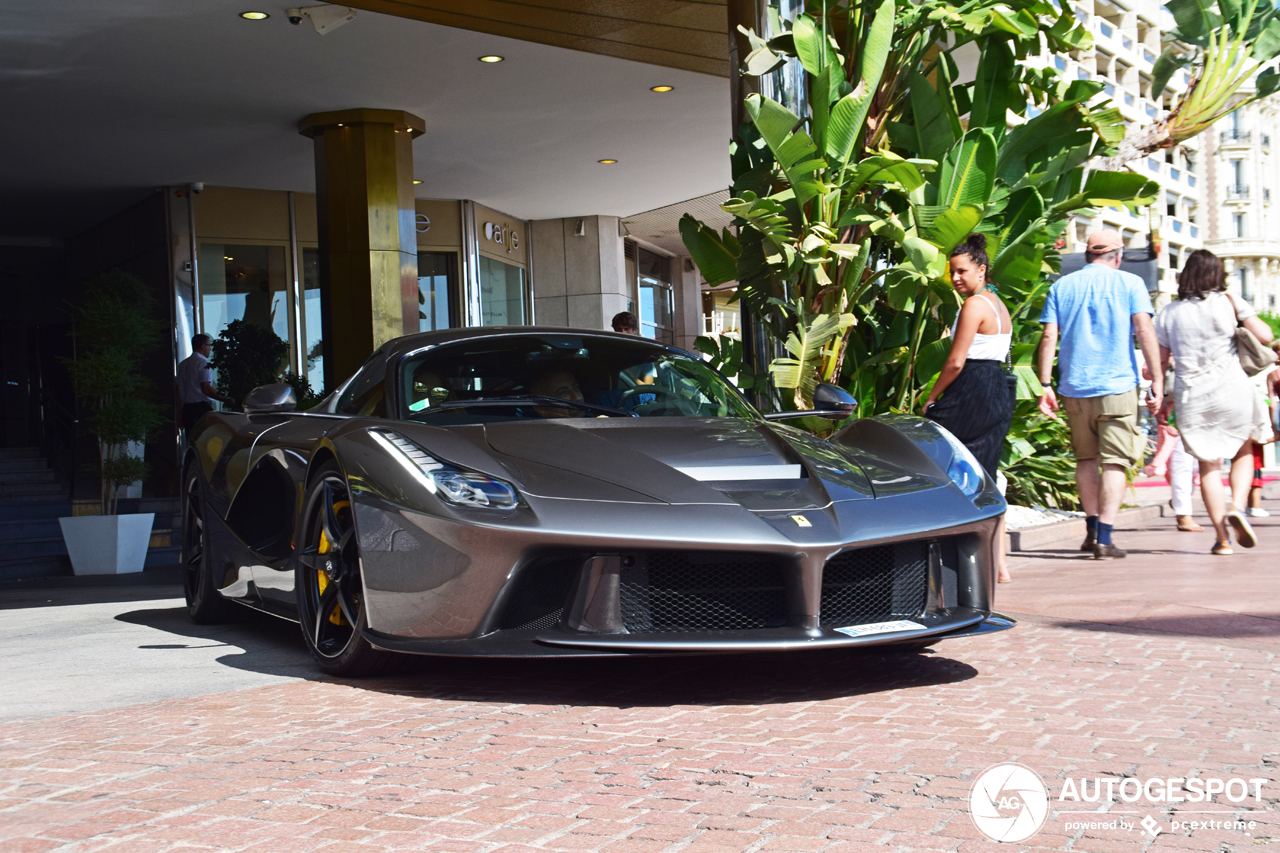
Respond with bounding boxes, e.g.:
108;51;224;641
527;216;628;332
298;108;423;386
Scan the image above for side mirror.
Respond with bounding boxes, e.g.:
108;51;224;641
812;383;857;421
243;383;297;414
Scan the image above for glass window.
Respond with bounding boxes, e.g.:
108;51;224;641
1234;213;1246;237
636;247;674;345
398;334;755;424
418;252;457;332
198;242;293;366
300;247;324;390
336;358;386;417
478;256;526;326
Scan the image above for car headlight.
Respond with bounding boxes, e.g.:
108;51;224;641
935;425;986;499
369;430;520;509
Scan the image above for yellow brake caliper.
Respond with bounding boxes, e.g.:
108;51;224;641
317;500;352;626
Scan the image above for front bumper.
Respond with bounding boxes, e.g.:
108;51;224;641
362;610;1016;657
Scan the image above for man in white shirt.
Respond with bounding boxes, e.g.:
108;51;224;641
176;334;231;436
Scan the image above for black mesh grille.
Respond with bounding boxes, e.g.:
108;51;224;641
820;542;929;628
620;552;788;632
498;555;583;630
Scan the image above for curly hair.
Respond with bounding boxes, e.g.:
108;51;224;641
1177;249;1227;300
950;233;989;270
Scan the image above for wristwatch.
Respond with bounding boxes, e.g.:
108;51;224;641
1040;382;1053;387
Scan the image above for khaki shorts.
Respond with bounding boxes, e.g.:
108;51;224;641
1061;389;1144;466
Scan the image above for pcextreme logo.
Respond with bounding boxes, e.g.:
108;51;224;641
969;764;1050;843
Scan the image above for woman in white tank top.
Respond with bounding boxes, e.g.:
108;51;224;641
922;234;1015;582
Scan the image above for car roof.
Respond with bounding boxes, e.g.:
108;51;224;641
380;326;683;361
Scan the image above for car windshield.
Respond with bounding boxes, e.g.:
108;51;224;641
398;334;757;424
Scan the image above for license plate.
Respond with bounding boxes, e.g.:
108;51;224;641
833;619;926;637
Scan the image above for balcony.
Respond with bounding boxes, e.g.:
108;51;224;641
1146;102;1158;118
1221;129;1252;144
1191;225;1199;238
1171;220;1183;233
1143;48;1156;64
1204;237;1280;260
1122;35;1133;50
1227;185;1250;199
1171;168;1180;181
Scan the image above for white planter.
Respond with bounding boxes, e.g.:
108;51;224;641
59;513;155;575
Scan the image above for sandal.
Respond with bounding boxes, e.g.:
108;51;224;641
1212;539;1233;556
998;570;1012;584
1176;515;1204;532
1227;510;1257;548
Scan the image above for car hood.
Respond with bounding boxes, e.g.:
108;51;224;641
476;418;942;510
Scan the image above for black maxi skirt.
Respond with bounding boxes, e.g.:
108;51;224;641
925;359;1015;479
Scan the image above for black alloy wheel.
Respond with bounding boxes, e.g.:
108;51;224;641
294;461;397;676
183;460;235;624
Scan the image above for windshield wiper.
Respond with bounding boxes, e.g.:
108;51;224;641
414;396;637;418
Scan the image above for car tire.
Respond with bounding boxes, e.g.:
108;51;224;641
182;460;236;624
294;460;399;677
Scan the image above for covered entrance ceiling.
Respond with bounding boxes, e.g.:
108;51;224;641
0;0;730;238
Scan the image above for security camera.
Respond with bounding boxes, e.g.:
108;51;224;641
287;7;303;24
190;182;204;194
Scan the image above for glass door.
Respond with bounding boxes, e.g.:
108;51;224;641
418;252;458;331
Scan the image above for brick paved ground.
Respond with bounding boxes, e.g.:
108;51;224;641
2;506;1277;853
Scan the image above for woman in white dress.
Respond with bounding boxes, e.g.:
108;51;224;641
1154;250;1275;555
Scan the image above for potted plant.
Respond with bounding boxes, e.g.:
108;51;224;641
58;269;164;574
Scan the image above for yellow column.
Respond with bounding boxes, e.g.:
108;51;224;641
299;108;424;387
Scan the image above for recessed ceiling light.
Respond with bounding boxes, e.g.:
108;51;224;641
239;11;269;19
598;159;618;164
478;55;504;63
650;85;674;93
413;180;423;185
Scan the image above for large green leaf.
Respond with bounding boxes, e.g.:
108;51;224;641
998;187;1044;248
907;69;958;162
679;214;739;286
1251;17;1280;60
1048;171;1160;216
918;204;985;253
790;15;829;77
825;0;894;166
826;86;873;166
857;0;895;100
1151;46;1190;101
1165;0;1221;44
938;129;997;209
769;313;855;406
970;37;1014;134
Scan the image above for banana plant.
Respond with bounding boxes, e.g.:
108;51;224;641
1101;0;1280;166
681;0;1098;412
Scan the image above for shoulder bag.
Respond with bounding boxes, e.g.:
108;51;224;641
1227;293;1278;377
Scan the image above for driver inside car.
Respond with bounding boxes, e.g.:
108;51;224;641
529;368;587;418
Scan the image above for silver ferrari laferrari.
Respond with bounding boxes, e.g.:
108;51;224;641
183;327;1013;675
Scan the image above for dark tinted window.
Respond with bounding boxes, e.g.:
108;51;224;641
398;334;755;424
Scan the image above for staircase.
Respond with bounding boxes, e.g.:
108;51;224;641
0;447;64;502
0;448;182;583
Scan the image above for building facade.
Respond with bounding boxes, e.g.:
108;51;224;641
1204;82;1280;314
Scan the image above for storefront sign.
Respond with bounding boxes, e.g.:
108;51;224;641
484;221;519;252
415;213;431;233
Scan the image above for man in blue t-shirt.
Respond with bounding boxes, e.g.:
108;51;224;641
1036;229;1163;559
